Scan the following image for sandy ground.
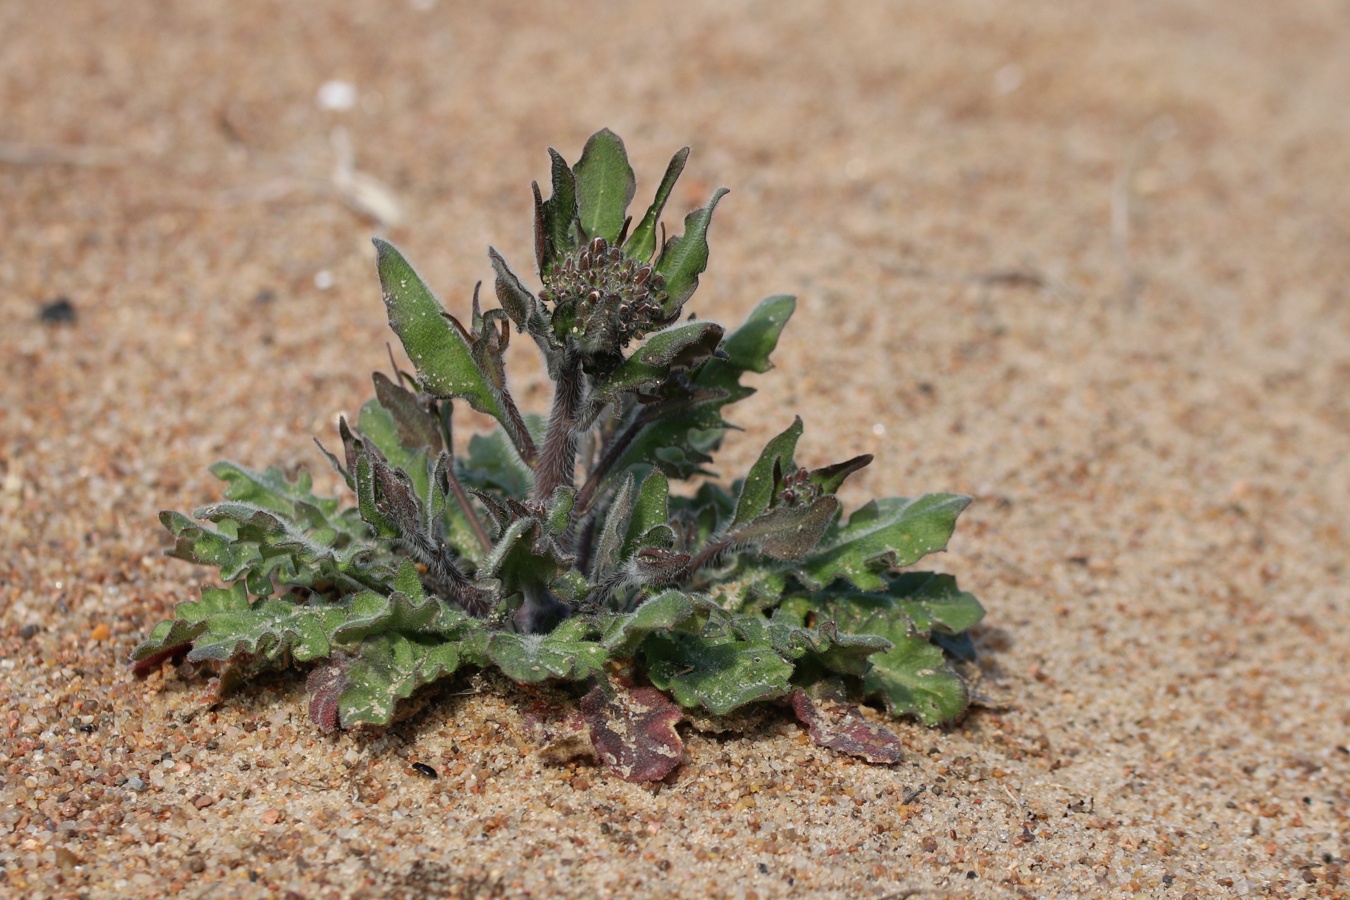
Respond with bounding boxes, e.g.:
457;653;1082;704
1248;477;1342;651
3;1;1349;897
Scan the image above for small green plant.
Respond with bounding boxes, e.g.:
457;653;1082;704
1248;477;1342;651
133;130;986;780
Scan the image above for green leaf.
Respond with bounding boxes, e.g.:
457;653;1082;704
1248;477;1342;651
596;320;725;402
732;417;802;526
626;470;670;554
186;598;350;665
643;628;794;715
796;494;972;591
655;188;728;311
339;633;467;728
789;582;982;724
487;617;607;683
886;572;986;634
713;294;795;378
624;146;688;263
358;398;432;504
211;462;340;521
865;634;968;725
592;473;634;580
330;563;471;644
371;371;443;454
600;589;696;656
612;296;796;480
536;149;579;274
573;129;636;244
374;239;506;425
461;423;536;499
131;582;251;660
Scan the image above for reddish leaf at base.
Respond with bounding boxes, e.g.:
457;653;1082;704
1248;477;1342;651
581;683;684;783
306;657;350;734
790;689;904;764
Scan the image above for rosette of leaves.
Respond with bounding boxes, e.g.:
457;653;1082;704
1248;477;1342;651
133;129;987;781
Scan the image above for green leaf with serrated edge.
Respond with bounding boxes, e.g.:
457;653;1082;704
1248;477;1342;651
643;629;794;715
537;149;579;274
771;599;893;676
733;417;802;526
594;320;725;403
330;563;471;644
600;589;695;655
371;371;443;454
624;146;688;263
655;187;728;311
131;582;251;660
160;510;260;582
790;586;978;723
338;633;467;728
374;238;506;426
795;494;971;592
487;617;607;683
573;129;636;244
186;599;350;665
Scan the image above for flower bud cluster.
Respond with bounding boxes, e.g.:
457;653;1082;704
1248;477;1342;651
539;237;670;364
778;467;821;508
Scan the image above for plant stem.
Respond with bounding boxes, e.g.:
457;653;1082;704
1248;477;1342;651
435;407;492;553
534;351;583;502
441;456;492;553
574;413;646;516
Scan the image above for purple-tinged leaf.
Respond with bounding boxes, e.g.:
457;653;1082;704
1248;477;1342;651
581;682;684;783
790;688;904;765
306;655;351;735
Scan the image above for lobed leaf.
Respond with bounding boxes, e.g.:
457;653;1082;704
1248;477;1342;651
642;613;795;715
338;633;468;728
795;494;972;591
487;617;607;684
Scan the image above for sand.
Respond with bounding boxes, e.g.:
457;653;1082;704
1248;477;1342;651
2;1;1348;896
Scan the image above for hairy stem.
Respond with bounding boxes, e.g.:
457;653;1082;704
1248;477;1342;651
534;351;584;502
